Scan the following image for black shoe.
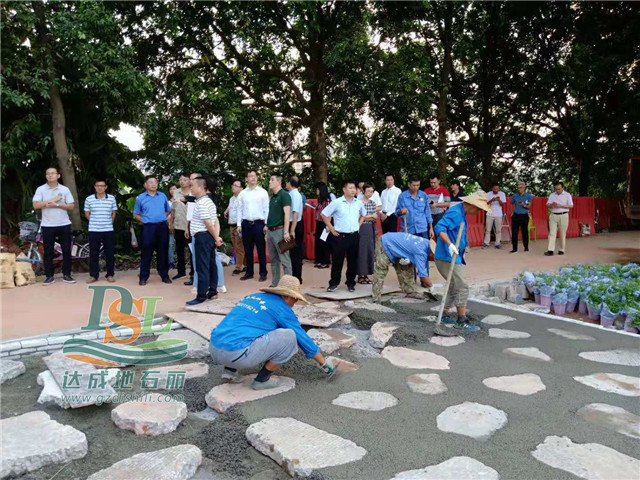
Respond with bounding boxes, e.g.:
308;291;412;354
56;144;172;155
162;277;172;284
544;251;554;256
172;273;186;280
259;274;268;282
348;285;356;292
63;275;76;284
43;277;55;286
524;248;529;252
139;279;147;286
184;279;193;286
207;291;218;300
510;250;517;254
558;251;565;256
186;297;206;306
327;285;338;292
240;275;253;281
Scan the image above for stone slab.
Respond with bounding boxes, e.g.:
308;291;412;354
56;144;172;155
392;456;499;480
304;285;399;301
185;298;238;315
369;322;399;348
332;391;399;411
419;315;437;323
482;373;546;395
504;347;552;362
429;336;465;347
165;311;224;340
0;359;26;383
481;314;516;325
143;362;210;384
390;297;427;305
547;328;595;341
189;407;220;422
576;403;640;439
158;330;209;358
327;356;360;374
344;300;396;314
578;349;640;367
531;435;640;480
205;374;296;413
87;445;202;480
293;304;351;328
307;329;356;354
382;346;449;370
1;411;88;478
436;402;508;441
245;417;367;477
111;393;188;436
574;373;640;397
488;328;531;339
406;374;448;395
37;370;71;409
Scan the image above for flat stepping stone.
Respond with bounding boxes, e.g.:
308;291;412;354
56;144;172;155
293;305;351;328
245;417;367;477
112;393;187;436
143;362;209;384
344;300;396;314
1;411;87;478
436;402;508;441
504;347;552;362
482;373;546;395
548;328;595;341
327;356;359;374
390;296;427;304
419;315;437;323
481;314;516;325
430;305;456;313
531;435;640;480
406;374;448;395
185;298;238;315
0;359;26;384
307;329;355;354
165;311;223;340
369;322;399;348
574;373;640;397
189;407;219;422
205;374;295;413
332;391;399;411
158;330;209;358
87;445;202;480
488;328;531;339
391;456;499;480
578;349;640;367
576;403;640;439
429;336;465;347
305;285;399;300
382;346;450;370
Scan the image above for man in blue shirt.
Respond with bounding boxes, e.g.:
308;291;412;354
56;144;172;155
210;275;335;390
84;178;117;283
510;182;533;253
133;175;172;285
396;176;434;239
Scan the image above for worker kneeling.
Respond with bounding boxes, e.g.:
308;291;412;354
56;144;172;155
209;275;334;390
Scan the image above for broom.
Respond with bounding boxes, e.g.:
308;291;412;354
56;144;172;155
433;222;465;337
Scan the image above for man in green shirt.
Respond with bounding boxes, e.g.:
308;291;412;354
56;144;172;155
267;174;293;287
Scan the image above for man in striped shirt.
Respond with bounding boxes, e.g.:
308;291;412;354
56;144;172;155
187;177;224;305
84;178;118;283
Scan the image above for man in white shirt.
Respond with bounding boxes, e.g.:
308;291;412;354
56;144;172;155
483;183;506;249
380;173;401;233
32;166;77;285
287;176;304;283
224;179;246;275
545;181;574;256
237;170;270;282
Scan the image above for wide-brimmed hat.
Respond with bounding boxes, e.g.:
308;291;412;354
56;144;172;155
260;275;311;304
460;189;491;213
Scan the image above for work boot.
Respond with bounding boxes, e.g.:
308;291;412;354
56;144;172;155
252;378;280;390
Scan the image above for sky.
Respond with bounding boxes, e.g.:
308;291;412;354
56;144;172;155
108;123;144;151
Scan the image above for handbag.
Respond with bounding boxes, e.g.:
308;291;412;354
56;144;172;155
278;237;296;254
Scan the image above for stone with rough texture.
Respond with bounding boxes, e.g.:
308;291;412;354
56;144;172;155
574;373;640;397
327;356;360;373
332;391;399;411
547;328;595;341
369;322;399;348
419;315;437;323
305;285;399;301
189;407;220;422
392;456;499;480
185;299;238;315
576;403;640;439
307;329;355;354
430;305;457;313
143;362;209;384
429;336;465;347
406;374;448;395
158;330;209;358
488;328;531;339
112;393;188;436
87;445;202;480
494;283;510;300
382;346;449;370
1;411;87;478
390;296;427;305
165;311;223;340
504;347;552;362
293;305;351;328
531;435;640;480
483;373;546;395
245;417;367;477
578;349;640;367
37;370;71;409
0;359;25;383
481;314;516;325
345;300;396;314
205;374;295;413
436;402;508;441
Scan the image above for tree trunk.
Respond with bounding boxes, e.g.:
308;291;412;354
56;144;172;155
33;2;82;229
577;155;592;196
436;3;452;181
308;111;328;184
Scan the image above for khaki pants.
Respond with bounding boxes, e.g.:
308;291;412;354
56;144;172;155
267;228;292;286
548;213;569;252
372;241;417;303
230;226;245;269
435;259;469;307
484;215;503;245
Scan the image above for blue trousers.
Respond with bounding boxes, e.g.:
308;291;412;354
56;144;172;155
140;222;169;281
194;232;218;300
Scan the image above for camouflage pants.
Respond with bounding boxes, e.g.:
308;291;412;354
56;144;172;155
372;241;417;303
435;259;469;307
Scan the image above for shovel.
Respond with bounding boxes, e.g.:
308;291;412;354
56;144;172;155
433;222;465;337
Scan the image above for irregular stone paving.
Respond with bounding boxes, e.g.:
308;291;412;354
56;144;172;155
293;305;351;328
382;346;450;370
189;407;220;422
165;311;224;340
436;402;508;441
37;370;71;409
307;328;356;354
504;347;552;362
531;435;640;480
429;335;465;347
185;298;238;315
482;373;547;396
344;300;396;314
327;356;360;374
1;411;88;478
390;296;427;304
419;315;437;323
547;328;595;341
206;374;296;413
112;393;188;436
143;362;209;383
574;373;640;397
488;328;531;339
481;314;516;325
332;391;399;411
369;322;399;348
332;326;381;358
305;285;399;301
158;330;209;358
0;359;26;383
391;456;499;480
576;403;640;439
87;445;202;480
406;374;448;395
245;417;367;477
578;349;640;367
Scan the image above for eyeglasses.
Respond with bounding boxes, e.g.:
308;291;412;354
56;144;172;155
95;184;107;188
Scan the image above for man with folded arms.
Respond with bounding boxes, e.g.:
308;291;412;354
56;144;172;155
545;181;573;256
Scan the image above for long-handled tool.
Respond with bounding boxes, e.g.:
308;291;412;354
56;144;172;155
433;222;465;337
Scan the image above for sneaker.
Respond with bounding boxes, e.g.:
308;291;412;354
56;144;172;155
43;277;55;286
184;279;194;286
440;315;457;325
106;276;115;283
86;277;98;284
172;273;186;280
544;251;554;256
63;275;76;284
327;285;338;292
221;368;243;383
495;244;503;250
186;298;206;306
482;244;489;249
454;321;481;332
251;378;280;390
509;250;517;254
218;285;227;293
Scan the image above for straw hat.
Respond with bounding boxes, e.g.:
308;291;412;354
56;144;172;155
460;189;491;213
260;275;311;304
